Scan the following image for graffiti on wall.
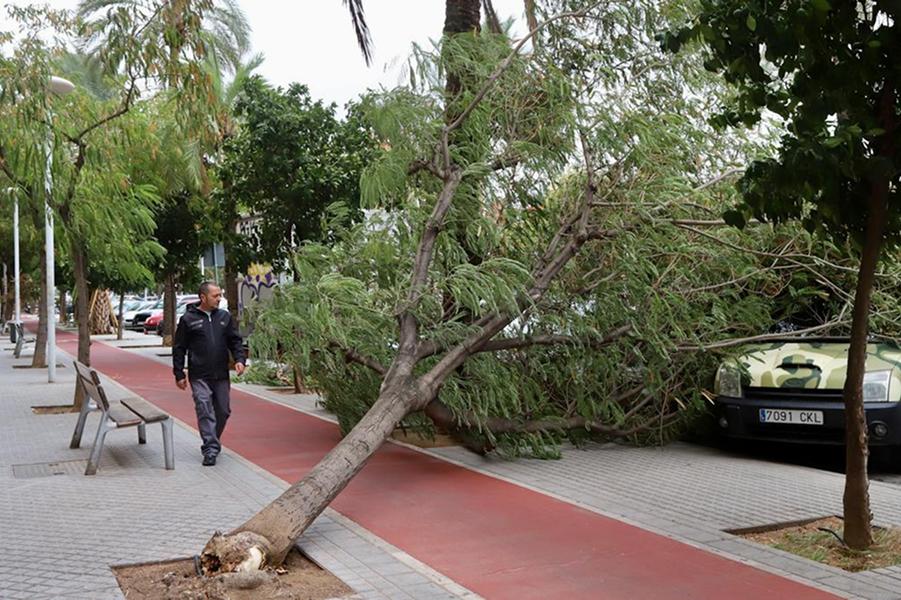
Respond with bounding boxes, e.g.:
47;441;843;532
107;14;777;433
239;263;277;319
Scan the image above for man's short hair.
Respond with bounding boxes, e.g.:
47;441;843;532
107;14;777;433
198;281;219;298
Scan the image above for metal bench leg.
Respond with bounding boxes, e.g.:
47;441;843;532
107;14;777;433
161;418;175;470
85;418;113;476
138;422;147;444
70;400;94;449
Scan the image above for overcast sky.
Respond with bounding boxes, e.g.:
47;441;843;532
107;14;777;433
10;1;528;108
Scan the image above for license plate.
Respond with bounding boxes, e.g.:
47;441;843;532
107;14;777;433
759;408;823;425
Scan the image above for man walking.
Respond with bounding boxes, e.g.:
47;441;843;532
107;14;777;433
173;282;245;466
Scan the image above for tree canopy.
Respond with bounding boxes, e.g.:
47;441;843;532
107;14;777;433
215;76;377;272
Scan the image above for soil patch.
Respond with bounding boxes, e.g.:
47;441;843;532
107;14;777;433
267;386;302;395
113;547;352;599
740;516;901;572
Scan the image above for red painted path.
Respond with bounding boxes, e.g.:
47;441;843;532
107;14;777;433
55;330;837;599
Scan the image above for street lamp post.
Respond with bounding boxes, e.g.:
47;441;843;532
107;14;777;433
13;190;21;334
44;75;75;383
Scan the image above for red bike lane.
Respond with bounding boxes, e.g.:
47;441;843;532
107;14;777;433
56;330;839;600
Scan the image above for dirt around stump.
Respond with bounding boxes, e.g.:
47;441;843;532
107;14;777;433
113;548;353;599
740;516;901;572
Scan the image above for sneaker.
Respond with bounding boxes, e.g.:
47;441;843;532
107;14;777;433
202;455;217;466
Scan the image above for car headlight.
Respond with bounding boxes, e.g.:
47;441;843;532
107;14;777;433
715;365;742;398
863;370;891;402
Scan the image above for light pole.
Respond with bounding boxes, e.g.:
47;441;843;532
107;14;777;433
45;75;75;383
12;189;21;337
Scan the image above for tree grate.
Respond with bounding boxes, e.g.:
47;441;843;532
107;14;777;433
12;459;88;478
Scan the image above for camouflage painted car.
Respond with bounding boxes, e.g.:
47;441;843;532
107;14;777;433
714;338;901;446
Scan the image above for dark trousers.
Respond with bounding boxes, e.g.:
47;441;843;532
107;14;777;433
189;378;231;457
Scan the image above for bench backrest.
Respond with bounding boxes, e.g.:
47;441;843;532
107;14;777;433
73;360;111;412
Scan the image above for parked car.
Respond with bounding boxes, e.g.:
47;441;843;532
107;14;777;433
121;299;155;325
155;297;228;337
714;338;901;448
145;295;201;334
142;312;164;334
127;299;163;331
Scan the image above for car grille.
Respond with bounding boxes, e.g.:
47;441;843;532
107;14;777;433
743;386;844;402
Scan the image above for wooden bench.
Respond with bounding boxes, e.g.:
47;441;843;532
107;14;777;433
69;360;174;475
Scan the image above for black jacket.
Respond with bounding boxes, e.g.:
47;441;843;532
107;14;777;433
173;304;246;381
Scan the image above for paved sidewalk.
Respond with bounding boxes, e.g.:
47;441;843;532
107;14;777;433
8;325;901;599
72;329;853;599
0;329;473;600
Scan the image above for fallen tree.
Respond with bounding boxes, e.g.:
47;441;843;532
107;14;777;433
200;0;888;569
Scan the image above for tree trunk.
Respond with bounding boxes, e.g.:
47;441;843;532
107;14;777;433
443;0;481;109
843;84;895;550
842;198;884;550
219;171;241;326
31;244;48;368
1;266;11;323
292;366;304;394
444;0;480;36
57;289;65;325
72;245;91;367
225;254;241;327
163;274;176;347
202;376;424;570
70;240;91;410
117;292;125;340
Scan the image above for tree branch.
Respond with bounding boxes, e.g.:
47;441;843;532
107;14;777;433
328;341;387;376
676;320;848;352
0;145;33;197
417;323;631;360
73;78;138;141
396;169;464;356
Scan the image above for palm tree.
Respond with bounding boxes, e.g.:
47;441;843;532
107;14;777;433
77;0;251;76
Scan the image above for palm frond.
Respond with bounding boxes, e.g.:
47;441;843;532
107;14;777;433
342;0;373;66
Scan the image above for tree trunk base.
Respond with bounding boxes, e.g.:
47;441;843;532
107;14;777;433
200;531;273;574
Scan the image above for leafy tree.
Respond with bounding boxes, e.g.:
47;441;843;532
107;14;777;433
667;0;901;549
0;2;225;406
152;191;214;342
215;77;377;276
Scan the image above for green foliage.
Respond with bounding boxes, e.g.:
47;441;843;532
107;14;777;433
152;190;213;288
245;2;813;457
215;77;379;272
668;0;901;247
